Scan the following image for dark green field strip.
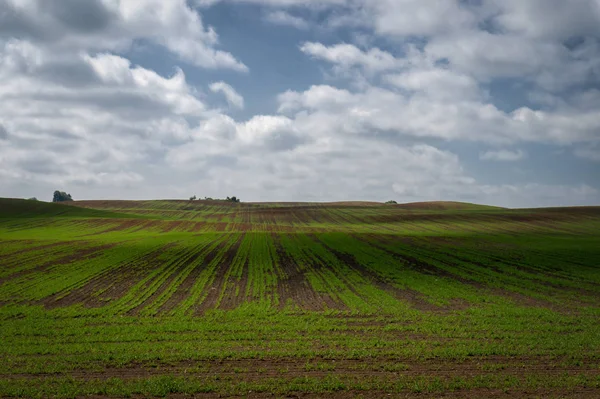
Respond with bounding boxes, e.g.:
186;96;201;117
0;198;133;219
396;233;600;292
315;233;486;308
363;234;550;303
359;234;599;309
403;232;600;291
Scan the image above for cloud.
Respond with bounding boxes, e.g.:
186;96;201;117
1;0;599;207
384;68;482;101
492;0;600;40
300;42;401;75
0;124;8;140
479;149;526;162
277;83;600;145
363;0;479;37
0;0;247;71
264;11;309;29
574;147;600;162
209;81;245;109
196;0;345;6
0;38;208;190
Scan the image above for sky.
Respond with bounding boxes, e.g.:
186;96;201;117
0;0;599;208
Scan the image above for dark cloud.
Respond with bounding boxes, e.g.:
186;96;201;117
40;0;115;34
0;124;8;140
16;156;67;175
205;155;239;168
37;60;101;88
266;132;307;151
30;91;179;121
0;0;115;42
0;1;50;41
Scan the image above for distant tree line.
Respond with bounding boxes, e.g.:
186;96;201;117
189;195;240;203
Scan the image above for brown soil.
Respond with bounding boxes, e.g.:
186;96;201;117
321;242;456;312
43;243;177;309
5;356;598;386
1;242;115;287
142;389;597;399
195;235;244;314
157;241;227;315
0;240;67;261
125;245;209;316
66;200;147;209
361;235;486;286
393;201;503;210
87;219;144;235
218;258;249;310
365;235;568;306
272;234;338;311
161;221;186;233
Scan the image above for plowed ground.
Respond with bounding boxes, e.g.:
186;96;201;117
1;199;599;398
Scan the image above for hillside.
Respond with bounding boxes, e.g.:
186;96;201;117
392;200;505;210
0;198;136;219
0;199;599;398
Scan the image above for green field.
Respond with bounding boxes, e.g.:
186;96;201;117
1;198;599;398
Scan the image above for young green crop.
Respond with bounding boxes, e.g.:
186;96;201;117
1;198;599;398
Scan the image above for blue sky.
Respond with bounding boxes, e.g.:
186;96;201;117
0;0;599;207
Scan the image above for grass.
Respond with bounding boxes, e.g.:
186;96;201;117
0;198;599;398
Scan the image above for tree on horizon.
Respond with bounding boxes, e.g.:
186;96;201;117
53;190;73;202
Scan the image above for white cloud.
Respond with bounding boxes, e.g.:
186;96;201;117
0;39;208;189
384;68;482;101
277;83;600;145
264;11;309;29
1;0;599;207
196;0;344;6
364;0;478;37
277;85;355;113
209;81;245;109
492;0;600;40
0;0;247;71
480;149;526;162
300;42;401;75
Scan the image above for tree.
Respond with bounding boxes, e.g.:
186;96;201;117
27;197;38;201
226;196;240;203
53;190;73;202
189;195;197;201
385;200;397;204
